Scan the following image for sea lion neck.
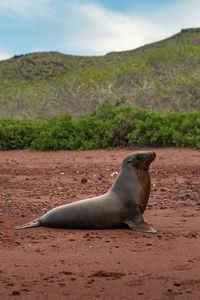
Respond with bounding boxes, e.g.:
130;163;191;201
135;168;151;214
111;166;139;197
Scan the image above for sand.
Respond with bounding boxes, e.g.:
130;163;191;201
0;148;200;299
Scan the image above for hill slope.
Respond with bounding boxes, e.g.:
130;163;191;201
1;28;200;118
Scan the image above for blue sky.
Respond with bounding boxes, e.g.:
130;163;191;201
0;0;200;60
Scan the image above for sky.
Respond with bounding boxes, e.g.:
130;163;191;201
0;0;200;60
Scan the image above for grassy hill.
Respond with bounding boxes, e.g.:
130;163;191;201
1;28;200;118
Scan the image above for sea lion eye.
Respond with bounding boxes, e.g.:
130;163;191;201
136;154;143;160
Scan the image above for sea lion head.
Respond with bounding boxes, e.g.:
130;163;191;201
123;151;156;170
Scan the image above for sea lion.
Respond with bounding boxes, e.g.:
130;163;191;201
15;151;157;233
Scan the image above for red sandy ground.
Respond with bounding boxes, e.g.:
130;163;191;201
0;148;200;300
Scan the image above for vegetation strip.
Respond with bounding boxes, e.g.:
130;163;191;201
0;104;200;150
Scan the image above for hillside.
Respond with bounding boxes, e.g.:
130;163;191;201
1;28;200;118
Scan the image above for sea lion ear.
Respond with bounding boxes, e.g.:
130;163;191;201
128;158;136;165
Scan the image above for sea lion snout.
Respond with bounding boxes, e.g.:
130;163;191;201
144;151;156;159
144;151;156;158
147;151;156;162
143;151;156;168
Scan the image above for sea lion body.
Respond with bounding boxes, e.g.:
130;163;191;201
15;151;157;233
40;192;121;228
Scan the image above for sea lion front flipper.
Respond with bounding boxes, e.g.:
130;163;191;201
124;219;157;234
123;205;157;234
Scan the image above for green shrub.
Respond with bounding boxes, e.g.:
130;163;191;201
0;105;200;150
0;117;34;150
127;109;200;148
30;112;74;150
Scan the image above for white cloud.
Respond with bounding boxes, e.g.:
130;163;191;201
0;44;12;60
0;51;11;61
175;0;200;28
62;2;171;55
62;0;200;55
0;0;200;57
0;0;29;12
0;0;50;13
143;0;200;33
0;0;51;22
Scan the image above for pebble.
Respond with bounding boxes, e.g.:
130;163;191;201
174;282;181;286
110;172;118;177
12;291;20;295
81;178;87;184
146;243;152;246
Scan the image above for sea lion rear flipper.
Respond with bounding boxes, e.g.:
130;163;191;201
124;219;157;234
14;218;41;230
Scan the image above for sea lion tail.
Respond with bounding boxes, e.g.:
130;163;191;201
14;218;41;230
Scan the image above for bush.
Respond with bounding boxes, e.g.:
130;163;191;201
128;109;200;148
0;117;34;150
30;112;74;150
0;105;200;150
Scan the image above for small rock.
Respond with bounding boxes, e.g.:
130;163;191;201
12;291;20;295
110;172;118;177
6;199;12;204
174;282;181;286
81;178;87;184
146;243;152;246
